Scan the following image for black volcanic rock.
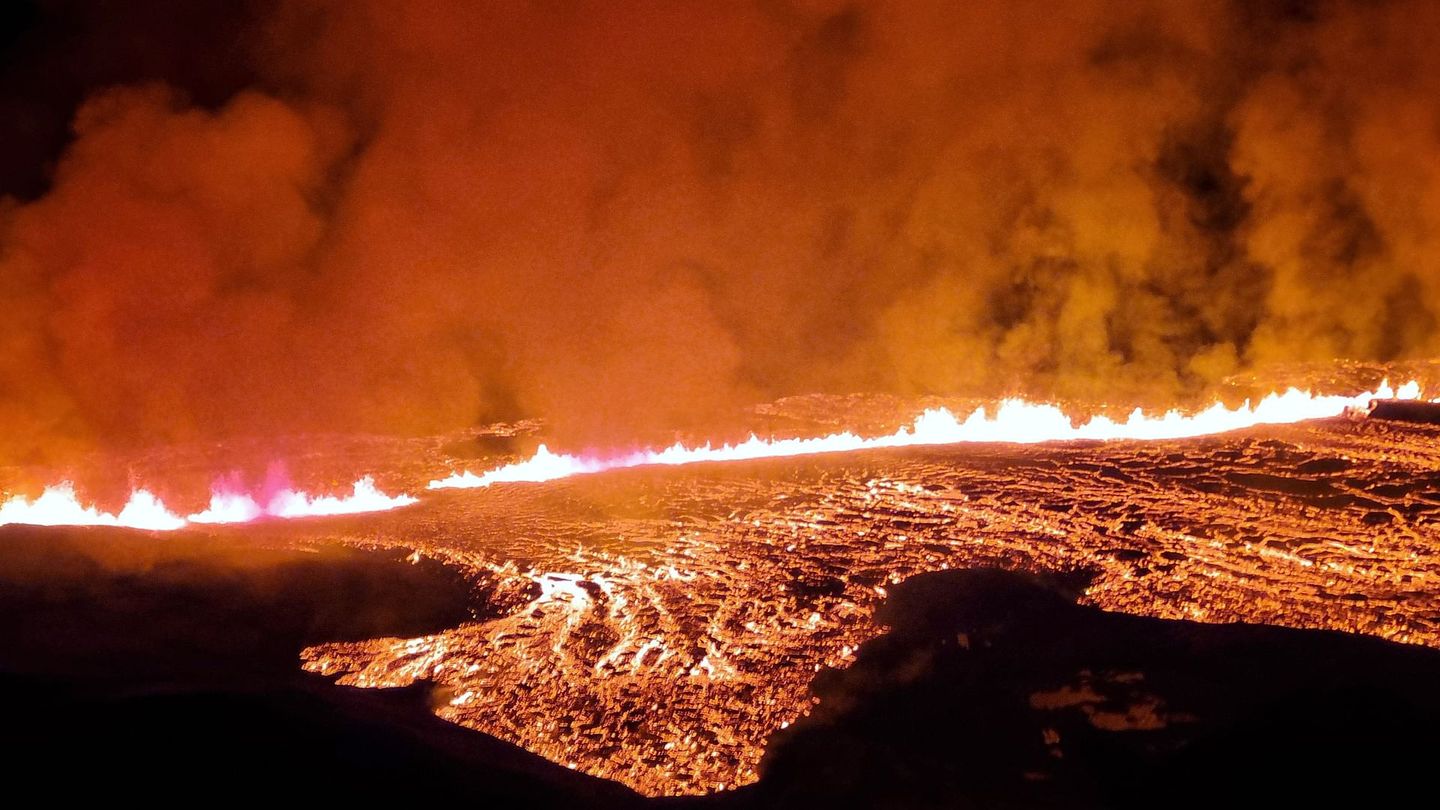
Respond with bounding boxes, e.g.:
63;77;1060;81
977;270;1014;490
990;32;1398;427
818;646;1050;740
1368;398;1440;425
705;568;1440;808
0;527;640;808
4;674;640;806
10;523;1440;807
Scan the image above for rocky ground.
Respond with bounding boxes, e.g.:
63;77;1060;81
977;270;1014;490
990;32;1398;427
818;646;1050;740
292;409;1440;795
5;365;1440;802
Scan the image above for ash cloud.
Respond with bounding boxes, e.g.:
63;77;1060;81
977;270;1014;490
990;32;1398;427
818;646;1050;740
1;0;1438;462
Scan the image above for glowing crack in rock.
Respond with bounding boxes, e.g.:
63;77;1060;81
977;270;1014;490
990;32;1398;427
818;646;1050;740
2;477;418;530
0;484;187;531
429;380;1428;490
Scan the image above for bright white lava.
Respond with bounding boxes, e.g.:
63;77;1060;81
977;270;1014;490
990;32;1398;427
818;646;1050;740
2;382;1429;529
0;485;187;531
190;476;419;523
429;380;1427;490
0;476;418;531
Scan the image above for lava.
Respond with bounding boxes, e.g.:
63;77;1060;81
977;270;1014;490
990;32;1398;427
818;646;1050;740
7;376;1435;794
0;476;418;531
189;476;419;524
429;380;1427;490
4;380;1428;531
0;484;187;531
304;395;1440;796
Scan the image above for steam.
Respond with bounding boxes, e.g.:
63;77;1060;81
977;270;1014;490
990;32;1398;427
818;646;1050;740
2;0;1437;463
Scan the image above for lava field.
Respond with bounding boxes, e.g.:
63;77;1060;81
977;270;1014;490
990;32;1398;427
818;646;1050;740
277;405;1440;795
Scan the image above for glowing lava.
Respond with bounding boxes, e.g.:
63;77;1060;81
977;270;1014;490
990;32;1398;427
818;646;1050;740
0;484;187;531
430;381;1427;490
1;477;418;531
4;382;1429;529
189;476;419;524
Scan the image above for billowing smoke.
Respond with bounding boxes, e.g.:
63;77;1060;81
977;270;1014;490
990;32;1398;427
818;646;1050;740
2;0;1437;463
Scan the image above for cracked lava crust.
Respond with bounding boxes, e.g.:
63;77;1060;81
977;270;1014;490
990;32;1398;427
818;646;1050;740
279;399;1440;796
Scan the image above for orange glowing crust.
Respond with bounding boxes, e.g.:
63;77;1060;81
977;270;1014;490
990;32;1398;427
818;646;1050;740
5;379;1438;795
298;407;1440;795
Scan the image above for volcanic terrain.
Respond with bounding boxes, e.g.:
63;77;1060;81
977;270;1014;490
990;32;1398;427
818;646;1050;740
6;366;1440;802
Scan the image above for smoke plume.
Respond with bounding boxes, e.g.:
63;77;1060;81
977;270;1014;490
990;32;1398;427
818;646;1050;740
2;0;1438;462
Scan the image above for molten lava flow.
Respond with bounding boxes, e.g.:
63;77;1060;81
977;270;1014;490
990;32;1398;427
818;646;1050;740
190;476;419;523
1;477;418;530
4;382;1428;529
308;397;1440;796
429;381;1428;490
0;485;187;531
269;476;419;518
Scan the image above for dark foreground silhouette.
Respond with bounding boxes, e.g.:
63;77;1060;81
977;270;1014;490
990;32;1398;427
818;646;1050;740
702;567;1440;809
5;527;1439;807
0;527;638;807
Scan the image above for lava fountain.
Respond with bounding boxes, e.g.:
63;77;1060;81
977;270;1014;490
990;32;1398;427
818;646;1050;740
0;476;418;531
188;476;419;524
3;380;1427;531
0;484;187;531
429;380;1426;489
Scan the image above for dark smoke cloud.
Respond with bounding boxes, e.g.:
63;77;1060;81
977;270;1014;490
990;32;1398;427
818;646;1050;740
1;0;1437;462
